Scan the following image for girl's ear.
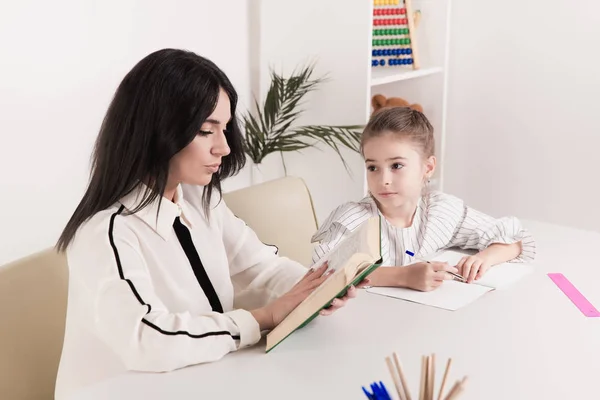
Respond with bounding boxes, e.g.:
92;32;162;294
424;155;436;179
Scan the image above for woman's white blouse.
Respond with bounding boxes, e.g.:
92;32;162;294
55;184;306;399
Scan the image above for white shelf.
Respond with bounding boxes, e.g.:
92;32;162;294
370;66;443;86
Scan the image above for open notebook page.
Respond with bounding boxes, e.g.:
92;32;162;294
367;282;493;311
426;249;534;290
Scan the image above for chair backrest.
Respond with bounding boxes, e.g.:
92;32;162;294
0;249;68;400
223;176;318;267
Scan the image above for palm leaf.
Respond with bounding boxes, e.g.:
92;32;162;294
241;63;363;172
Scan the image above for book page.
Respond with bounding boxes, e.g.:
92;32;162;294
367;281;493;311
313;226;365;273
427;249;534;290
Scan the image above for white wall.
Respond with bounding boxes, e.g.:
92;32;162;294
444;0;600;232
0;0;252;265
256;0;372;224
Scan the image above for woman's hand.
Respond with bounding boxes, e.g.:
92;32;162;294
250;263;369;330
403;262;458;292
457;254;492;283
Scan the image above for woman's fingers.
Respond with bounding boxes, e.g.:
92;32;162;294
320;296;347;315
355;279;371;289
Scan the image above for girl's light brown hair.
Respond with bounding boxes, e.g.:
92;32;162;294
361;106;435;158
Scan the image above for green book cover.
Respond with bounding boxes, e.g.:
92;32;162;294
265;216;382;353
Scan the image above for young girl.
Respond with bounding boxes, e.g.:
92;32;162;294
311;107;536;292
54;49;362;399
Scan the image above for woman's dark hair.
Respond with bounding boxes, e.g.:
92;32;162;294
56;48;246;252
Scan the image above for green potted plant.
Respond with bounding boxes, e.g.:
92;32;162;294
242;64;363;184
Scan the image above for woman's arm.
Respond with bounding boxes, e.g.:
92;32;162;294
217;200;308;310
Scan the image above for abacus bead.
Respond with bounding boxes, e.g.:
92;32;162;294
380;59;386;66
400;8;406;14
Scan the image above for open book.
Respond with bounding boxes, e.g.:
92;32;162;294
367;249;534;311
266;216;382;352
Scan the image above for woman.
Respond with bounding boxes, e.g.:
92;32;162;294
54;48;363;399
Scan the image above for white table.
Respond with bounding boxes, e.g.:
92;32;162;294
70;221;600;399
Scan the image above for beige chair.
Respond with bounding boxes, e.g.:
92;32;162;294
223;176;318;267
0;249;68;400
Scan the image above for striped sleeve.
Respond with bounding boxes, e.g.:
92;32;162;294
427;192;536;262
310;201;374;264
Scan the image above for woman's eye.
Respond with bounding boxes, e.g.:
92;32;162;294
391;163;404;170
367;165;377;172
198;130;213;136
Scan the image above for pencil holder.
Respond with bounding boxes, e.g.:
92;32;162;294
362;353;468;400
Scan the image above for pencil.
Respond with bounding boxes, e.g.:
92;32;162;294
429;354;435;400
446;377;468;400
437;358;452;400
419;356;427;400
443;381;461;400
405;251;466;282
386;356;405;400
393;352;411;400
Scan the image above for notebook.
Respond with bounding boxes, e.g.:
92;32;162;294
266;216;383;352
367;249;534;311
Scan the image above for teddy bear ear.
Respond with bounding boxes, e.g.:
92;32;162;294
371;94;388;110
411;103;424;113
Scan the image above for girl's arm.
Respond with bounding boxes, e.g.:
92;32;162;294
477;241;523;265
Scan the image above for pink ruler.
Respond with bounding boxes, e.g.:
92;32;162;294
548;273;600;317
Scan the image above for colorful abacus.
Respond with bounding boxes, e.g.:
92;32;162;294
372;0;420;70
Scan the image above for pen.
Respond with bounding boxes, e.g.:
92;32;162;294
405;250;466;283
362;386;375;400
363;381;392;400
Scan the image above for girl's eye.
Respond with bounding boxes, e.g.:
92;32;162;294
198;130;213;136
391;163;404;170
367;165;377;172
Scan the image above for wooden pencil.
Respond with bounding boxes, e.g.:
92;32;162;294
437;358;452;400
425;355;431;400
419;356;427;400
393;352;411;400
448;376;468;400
386;356;406;400
429;353;435;400
443;381;460;400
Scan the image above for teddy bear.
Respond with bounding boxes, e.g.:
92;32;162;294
371;94;424;114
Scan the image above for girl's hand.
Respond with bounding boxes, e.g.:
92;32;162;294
404;262;458;292
457;254;492;283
